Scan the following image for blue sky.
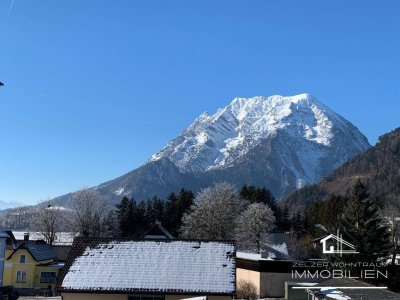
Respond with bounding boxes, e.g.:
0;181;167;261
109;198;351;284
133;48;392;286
1;1;399;204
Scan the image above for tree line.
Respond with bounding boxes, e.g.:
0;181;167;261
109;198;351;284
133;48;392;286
0;183;302;253
1;179;397;269
302;180;396;264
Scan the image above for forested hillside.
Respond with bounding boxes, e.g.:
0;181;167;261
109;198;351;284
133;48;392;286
284;127;400;210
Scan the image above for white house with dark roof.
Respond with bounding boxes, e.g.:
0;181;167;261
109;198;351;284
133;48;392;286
57;238;236;300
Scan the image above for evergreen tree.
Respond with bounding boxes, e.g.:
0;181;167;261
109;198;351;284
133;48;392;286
116;196;135;237
163;189;195;236
134;201;147;238
176;189;195;215
291;211;305;233
276;204;291;232
305;194;347;235
240;184;256;202
145;196;164;225
115;188;195;239
240;185;276;208
340;180;391;263
164;192;179;232
116;196;129;236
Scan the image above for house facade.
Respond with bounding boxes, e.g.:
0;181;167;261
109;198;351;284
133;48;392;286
0;231;63;290
57;238;236;300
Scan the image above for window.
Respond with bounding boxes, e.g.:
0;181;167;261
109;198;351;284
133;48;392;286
16;270;27;283
19;255;26;263
40;271;56;284
129;295;164;300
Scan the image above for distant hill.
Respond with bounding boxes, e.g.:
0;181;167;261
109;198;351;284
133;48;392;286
284;127;400;210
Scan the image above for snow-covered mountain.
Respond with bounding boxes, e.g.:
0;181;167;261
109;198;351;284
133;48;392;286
55;93;371;203
149;93;369;182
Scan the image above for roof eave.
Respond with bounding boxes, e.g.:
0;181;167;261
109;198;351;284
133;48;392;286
58;288;234;296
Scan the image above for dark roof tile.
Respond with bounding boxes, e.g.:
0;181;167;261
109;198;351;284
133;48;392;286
7;240;55;262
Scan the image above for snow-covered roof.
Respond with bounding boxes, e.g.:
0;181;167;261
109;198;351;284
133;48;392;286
261;242;289;260
314;288;351;300
236;251;272;261
58;238;236;295
268;243;288;255
180;297;207;300
12;231;77;246
236;243;288;261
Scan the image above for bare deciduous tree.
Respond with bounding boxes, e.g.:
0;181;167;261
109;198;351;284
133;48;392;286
180;182;247;239
235;203;275;252
32;200;67;246
69;188;110;237
236;280;258;300
382;197;400;265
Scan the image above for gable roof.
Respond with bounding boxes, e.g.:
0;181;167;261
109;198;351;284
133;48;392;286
261;242;289;260
7;240;56;262
142;221;174;239
58;238;236;295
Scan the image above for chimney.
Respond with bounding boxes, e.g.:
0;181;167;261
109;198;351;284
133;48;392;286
24;233;29;241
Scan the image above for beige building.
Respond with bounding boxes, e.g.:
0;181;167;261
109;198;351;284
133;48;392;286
236;252;322;298
57;238;236;300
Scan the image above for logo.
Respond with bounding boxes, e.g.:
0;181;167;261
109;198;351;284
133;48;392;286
291;231;388;287
320;233;359;256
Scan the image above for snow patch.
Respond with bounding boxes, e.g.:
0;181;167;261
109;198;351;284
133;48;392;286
114;187;125;196
316;288;352;300
236;251;272;261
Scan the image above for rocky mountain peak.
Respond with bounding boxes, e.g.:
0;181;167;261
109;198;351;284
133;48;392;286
149;94;369;174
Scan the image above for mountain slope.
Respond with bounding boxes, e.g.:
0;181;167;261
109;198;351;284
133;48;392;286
55;94;370;203
284;127;400;209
